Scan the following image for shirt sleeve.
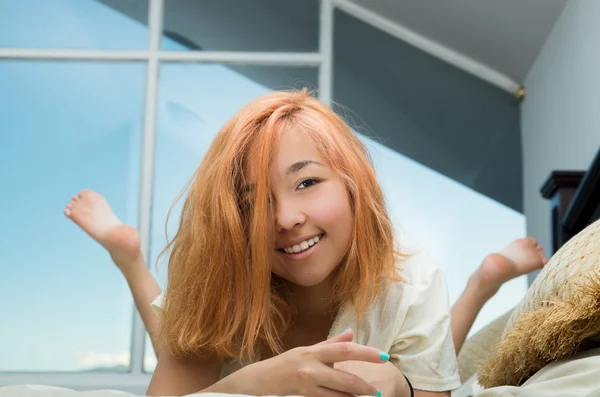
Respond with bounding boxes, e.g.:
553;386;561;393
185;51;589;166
389;251;462;392
151;292;165;316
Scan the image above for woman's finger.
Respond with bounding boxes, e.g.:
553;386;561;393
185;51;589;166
309;365;379;397
317;328;354;345
312;342;389;365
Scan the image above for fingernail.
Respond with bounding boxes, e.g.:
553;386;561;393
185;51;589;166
379;351;389;361
376;390;382;397
339;328;351;335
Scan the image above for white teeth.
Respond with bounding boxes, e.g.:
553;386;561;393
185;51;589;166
283;234;322;254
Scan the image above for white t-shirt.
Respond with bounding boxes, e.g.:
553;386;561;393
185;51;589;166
151;244;461;392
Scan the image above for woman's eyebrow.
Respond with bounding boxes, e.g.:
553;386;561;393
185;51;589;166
285;160;323;175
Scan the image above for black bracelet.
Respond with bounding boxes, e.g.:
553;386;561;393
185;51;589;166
403;374;414;397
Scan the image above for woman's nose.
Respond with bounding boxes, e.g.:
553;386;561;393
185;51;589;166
275;200;306;232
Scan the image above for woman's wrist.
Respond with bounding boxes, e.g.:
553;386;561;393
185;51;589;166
201;365;260;395
402;374;414;397
396;372;413;397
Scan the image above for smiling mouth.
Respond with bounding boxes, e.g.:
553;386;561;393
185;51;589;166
277;233;325;255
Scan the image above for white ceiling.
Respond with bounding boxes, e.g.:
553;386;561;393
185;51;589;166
349;0;566;82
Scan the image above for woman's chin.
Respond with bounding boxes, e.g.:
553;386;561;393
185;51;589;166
285;270;337;289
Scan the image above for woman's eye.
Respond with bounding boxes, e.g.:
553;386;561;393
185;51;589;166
297;178;319;190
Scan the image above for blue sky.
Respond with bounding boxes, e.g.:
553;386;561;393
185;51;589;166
0;0;525;372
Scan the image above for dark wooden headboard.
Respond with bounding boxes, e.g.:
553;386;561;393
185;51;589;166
541;148;600;255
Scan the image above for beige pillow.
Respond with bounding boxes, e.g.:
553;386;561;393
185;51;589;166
457;309;512;382
478;218;600;388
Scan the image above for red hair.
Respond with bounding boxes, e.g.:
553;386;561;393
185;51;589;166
159;89;400;361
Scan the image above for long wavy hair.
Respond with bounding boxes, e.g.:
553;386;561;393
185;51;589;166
158;89;401;361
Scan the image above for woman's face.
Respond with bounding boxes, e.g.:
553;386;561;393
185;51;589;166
258;127;354;287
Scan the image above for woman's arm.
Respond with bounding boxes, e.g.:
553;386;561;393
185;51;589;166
146;349;221;396
146;346;265;396
147;330;386;397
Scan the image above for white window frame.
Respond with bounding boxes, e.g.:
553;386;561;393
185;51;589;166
0;0;516;391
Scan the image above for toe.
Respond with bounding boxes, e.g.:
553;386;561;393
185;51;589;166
79;189;94;198
536;246;547;263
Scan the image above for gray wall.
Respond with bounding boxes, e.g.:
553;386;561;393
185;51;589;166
334;11;522;212
522;0;600;270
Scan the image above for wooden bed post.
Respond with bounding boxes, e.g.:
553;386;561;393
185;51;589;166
540;171;584;254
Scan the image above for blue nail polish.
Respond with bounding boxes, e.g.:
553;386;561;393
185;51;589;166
376;390;382;397
379;351;389;361
339;328;351;335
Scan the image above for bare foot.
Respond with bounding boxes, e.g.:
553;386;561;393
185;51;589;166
474;237;548;297
65;190;142;272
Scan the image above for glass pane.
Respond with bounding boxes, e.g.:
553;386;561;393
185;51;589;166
161;0;319;51
0;0;149;50
144;64;318;372
0;61;145;372
333;10;526;336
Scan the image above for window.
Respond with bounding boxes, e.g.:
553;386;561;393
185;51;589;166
0;0;322;385
0;60;145;371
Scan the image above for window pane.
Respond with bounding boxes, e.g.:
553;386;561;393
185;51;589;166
143;64;318;372
333;10;525;336
160;0;319;51
0;61;145;372
0;0;149;50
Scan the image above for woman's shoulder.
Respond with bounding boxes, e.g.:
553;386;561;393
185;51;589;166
391;238;444;288
345;240;446;347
